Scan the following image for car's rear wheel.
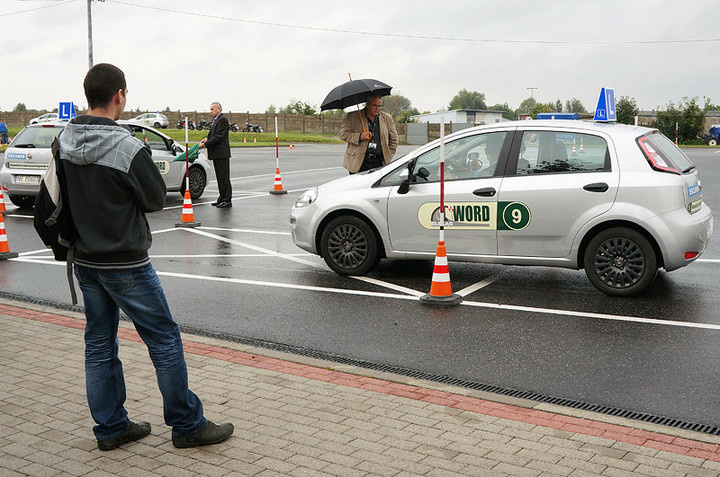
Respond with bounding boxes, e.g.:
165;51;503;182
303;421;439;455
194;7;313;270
320;216;379;275
708;138;718;146
154;122;161;128
8;195;35;209
178;167;206;200
584;227;657;296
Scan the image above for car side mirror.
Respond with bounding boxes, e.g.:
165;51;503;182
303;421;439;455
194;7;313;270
397;168;411;194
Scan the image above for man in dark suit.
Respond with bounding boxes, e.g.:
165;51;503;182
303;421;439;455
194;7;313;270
199;102;232;207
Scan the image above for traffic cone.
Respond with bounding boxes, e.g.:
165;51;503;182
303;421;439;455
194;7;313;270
0;212;19;260
579;140;584;153
571;144;577;156
175;189;201;228
420;241;462;306
243;138;247;143
0;188;7;213
269;167;287;195
253;137;257;143
289;144;293;150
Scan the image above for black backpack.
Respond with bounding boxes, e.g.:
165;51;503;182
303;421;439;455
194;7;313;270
33;136;78;304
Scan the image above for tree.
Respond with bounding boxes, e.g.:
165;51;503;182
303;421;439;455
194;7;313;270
396;109;420;123
280;99;317;115
14;103;27;112
382;94;414;118
517;97;535;113
616;96;639;125
449;89;487;110
654;97;704;144
554;100;563;112
530;103;552;118
564;98;585;113
489;103;517;121
265;105;277;114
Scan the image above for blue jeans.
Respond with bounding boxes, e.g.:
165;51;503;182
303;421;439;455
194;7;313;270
74;263;206;440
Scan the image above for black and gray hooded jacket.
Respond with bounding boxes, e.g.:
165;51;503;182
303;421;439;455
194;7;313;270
58;115;166;269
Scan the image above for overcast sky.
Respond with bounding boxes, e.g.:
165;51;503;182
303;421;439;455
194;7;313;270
4;0;720;115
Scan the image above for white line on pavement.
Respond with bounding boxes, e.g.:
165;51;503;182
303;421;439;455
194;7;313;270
455;276;500;297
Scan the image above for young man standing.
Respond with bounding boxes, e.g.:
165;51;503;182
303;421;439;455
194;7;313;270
57;63;233;451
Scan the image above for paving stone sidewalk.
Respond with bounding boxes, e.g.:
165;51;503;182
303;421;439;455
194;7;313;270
2;299;720;477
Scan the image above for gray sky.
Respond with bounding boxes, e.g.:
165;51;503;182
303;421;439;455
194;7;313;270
4;0;720;115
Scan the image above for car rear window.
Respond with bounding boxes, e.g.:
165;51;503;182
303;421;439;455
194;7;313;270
637;131;694;174
12;125;63;148
517;131;609;175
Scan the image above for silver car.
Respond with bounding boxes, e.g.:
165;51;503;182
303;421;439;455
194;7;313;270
29;113;58;124
291;120;713;296
130;113;169;129
0;121;211;209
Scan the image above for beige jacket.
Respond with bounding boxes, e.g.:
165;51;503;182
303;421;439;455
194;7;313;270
339;109;398;173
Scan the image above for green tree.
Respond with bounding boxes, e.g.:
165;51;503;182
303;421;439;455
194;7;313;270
396;109;420;123
530;103;552;118
564;98;585;113
616;96;639;125
554;100;563;112
489;103;517;121
654;97;704;144
517;97;535;113
280;99;318;115
382;94;414;118
449;89;487;110
14;103;27;112
265;105;277;114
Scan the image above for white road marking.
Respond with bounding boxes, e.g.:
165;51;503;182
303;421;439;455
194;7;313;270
455;276;500;297
12;255;720;331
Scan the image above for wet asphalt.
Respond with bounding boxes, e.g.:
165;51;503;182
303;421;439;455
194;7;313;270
2;144;720;429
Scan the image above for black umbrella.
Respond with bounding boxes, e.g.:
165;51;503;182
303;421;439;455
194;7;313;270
320;78;393;111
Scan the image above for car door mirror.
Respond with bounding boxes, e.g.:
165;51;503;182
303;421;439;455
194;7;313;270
416;167;430;180
397;168;411;194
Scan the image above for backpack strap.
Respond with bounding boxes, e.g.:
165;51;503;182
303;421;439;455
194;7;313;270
51;136;78;306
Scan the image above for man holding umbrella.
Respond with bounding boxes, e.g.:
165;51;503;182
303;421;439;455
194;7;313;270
339;93;398;174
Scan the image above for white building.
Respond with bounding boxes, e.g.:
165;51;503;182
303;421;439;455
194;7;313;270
410;109;506;125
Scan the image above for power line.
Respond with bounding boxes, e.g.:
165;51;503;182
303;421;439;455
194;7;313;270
1;0;76;18
107;0;720;45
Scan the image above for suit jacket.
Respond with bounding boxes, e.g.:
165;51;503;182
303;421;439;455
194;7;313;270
339;109;398;173
205;113;231;160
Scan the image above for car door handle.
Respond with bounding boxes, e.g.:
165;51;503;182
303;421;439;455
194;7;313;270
583;182;609;193
473;187;496;197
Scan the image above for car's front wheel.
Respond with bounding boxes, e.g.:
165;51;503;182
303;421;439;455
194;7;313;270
584;227;658;296
178;167;206;200
9;195;36;209
320;216;379;275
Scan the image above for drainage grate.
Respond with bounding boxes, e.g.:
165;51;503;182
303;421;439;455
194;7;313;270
4;290;719;436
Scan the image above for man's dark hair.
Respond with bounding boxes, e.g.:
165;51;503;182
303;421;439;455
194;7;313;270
83;63;126;109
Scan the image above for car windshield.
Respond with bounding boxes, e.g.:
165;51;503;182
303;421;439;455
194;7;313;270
12;126;62;148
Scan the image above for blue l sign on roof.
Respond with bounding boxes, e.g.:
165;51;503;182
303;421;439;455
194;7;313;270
58;102;76;120
594;88;616;122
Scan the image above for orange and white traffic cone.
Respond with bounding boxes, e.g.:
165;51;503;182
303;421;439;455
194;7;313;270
253;137;257;143
243;138;247;143
579;139;584;153
420;241;462;306
269;167;287;195
175;189;201;228
571;144;577;156
0;212;18;260
289;144;293;150
0;188;7;213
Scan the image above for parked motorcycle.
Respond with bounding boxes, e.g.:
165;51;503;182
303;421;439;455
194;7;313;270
242;121;263;133
196;118;212;131
176;118;195;130
230;122;239;133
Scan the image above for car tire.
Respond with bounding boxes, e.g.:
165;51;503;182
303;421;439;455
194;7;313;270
320;216;379;275
181;167;206;200
9;195;36;209
708;138;718;146
242;127;250;133
583;227;658;296
154;122;161;128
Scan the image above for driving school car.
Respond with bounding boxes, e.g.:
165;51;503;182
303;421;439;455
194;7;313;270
0;121;211;209
291;120;713;296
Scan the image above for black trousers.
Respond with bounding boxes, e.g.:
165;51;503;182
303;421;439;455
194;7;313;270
212;157;232;203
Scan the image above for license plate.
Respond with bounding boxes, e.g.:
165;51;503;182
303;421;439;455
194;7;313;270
13;174;41;184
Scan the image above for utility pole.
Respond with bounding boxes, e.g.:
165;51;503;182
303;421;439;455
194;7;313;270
527;87;537;112
87;0;104;69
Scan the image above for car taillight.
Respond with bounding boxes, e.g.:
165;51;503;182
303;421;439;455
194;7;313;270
684;251;699;260
637;137;679;174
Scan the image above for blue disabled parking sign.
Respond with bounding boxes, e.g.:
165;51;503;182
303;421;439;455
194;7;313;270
58;102;76;120
594;88;616;122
